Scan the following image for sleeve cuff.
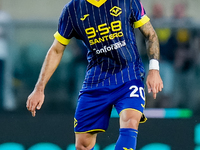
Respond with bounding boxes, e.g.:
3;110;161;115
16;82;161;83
134;15;150;28
54;31;70;45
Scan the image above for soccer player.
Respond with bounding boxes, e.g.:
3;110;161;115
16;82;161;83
26;0;163;149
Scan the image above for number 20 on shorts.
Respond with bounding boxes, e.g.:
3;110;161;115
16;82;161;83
129;85;145;101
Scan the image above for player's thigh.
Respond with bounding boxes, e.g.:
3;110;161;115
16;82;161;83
75;87;113;133
114;79;146;129
119;109;142;130
75;132;97;149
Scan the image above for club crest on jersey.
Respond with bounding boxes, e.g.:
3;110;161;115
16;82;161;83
110;6;122;17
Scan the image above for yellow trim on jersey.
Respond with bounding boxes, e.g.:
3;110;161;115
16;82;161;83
75;129;105;134
86;0;107;7
134;15;150;28
54;31;70;45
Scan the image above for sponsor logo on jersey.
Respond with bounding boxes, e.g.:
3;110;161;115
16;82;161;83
110;6;122;17
80;14;89;21
93;40;126;54
85;20;124;45
89;31;124;45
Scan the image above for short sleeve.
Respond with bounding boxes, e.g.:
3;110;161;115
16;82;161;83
131;0;150;28
54;4;74;45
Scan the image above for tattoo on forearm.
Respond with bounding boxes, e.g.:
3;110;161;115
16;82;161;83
139;22;160;60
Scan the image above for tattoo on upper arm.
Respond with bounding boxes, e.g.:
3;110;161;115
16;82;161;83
139;22;160;60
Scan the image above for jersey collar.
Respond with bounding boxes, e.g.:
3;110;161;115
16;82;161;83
86;0;107;7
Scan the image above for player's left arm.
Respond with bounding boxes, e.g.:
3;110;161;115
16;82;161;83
139;21;163;99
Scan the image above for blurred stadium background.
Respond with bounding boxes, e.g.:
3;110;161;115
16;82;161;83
0;0;200;149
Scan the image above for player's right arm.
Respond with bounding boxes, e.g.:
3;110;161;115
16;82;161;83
139;21;163;99
26;39;66;117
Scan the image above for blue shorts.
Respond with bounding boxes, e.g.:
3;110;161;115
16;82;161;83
74;79;147;133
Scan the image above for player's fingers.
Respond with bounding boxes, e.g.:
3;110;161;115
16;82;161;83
31;110;36;117
152;84;158;99
30;100;37;113
26;99;30;110
146;82;151;93
161;82;164;90
156;84;160;93
26;95;33;111
30;104;36;117
159;84;162;92
36;101;43;110
152;84;157;93
153;93;157;99
158;82;163;92
27;101;33;112
29;100;37;116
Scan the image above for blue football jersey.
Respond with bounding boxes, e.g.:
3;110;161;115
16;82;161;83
54;0;150;89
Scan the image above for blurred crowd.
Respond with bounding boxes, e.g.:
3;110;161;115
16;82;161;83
0;6;15;111
0;2;200;115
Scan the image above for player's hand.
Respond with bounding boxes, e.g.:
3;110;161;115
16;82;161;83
146;70;163;99
26;89;45;117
